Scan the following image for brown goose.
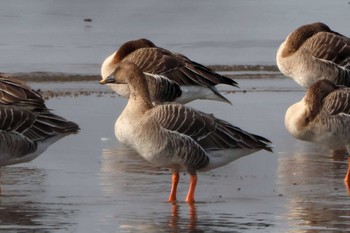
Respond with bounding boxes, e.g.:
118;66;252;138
276;22;350;88
285;79;350;183
100;61;272;203
101;38;238;104
0;75;79;167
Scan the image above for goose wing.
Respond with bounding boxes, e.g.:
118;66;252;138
0;106;39;160
0;105;78;142
323;88;350;115
22;111;79;141
0;75;79;141
149;104;272;151
144;73;182;103
0;106;36;133
0;106;65;163
123;47;237;87
0;75;45;109
308;32;350;68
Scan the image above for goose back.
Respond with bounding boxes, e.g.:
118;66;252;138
101;39;237;104
277;22;350;87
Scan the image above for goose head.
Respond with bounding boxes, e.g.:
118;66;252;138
100;38;156;80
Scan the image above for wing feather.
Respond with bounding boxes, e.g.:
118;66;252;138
123;47;237;87
323;88;350;115
308;32;350;68
143;73;182;103
0;75;45;109
149;104;271;151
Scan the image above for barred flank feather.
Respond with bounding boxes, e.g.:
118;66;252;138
0;132;36;158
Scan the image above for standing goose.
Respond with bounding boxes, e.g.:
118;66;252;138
101;38;238;104
100;61;273;203
276;22;350;88
285;79;350;183
0;75;79;168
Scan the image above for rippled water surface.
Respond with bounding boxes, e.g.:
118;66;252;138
1;0;350;232
1;79;350;232
1;0;350;74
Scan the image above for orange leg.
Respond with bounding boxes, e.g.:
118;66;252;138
168;172;179;202
344;157;350;183
185;174;197;203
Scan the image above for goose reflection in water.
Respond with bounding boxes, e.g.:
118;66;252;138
99;146;169;199
117;203;198;233
277;142;350;231
100;146;166;175
0;166;77;232
100;146;274;232
116;196;274;232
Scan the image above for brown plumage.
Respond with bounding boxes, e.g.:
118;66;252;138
277;22;350;87
101;38;238;104
101;61;272;203
285;79;350;183
0;74;80;167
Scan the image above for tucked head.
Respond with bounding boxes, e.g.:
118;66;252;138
305;79;337;104
299;22;331;32
282;22;332;57
101;38;156;80
117;38;156;58
291;22;331;40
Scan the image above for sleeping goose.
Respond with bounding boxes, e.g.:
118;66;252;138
285;79;350;183
101;38;238;104
0;75;79;168
100;61;273;203
276;22;350;88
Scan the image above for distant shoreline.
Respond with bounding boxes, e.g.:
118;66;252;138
0;64;287;99
3;64;281;83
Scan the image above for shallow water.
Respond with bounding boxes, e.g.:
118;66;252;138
1;78;350;232
1;0;350;74
2;1;350;231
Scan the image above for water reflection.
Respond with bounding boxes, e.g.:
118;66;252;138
167;203;198;232
100;146;275;232
99;146;168;196
278;142;350;232
117;203;198;233
100;146;166;175
0;166;77;232
117;201;275;233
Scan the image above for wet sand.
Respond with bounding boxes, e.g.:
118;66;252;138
1;77;350;232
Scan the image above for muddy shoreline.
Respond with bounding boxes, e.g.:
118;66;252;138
1;64;286;100
3;64;281;83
